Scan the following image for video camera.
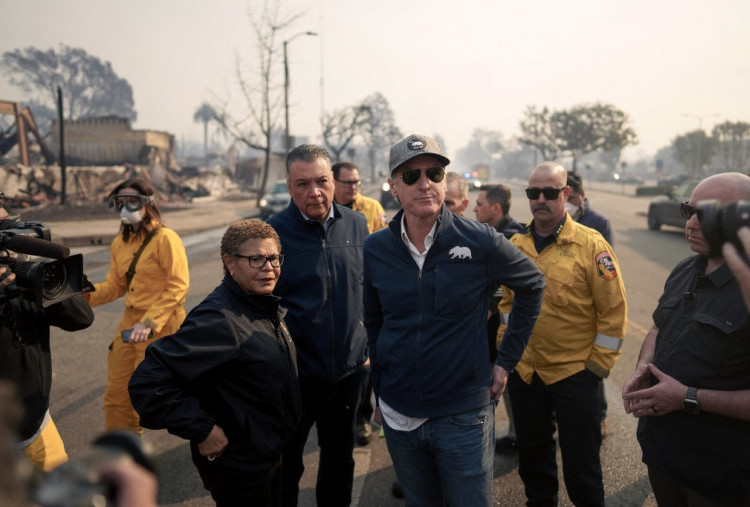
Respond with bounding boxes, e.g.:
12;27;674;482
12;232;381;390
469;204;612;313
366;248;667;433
698;199;750;257
31;431;156;507
0;219;83;308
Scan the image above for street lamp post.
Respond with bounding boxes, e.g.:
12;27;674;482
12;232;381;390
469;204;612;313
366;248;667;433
284;31;317;153
682;112;719;130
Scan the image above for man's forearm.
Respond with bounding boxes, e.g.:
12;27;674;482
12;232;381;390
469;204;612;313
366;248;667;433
697;388;750;422
637;325;659;366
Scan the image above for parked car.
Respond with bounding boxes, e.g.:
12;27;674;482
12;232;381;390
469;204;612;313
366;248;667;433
259;181;290;219
647;180;700;231
467;178;483;192
613;173;645;184
657;173;689;187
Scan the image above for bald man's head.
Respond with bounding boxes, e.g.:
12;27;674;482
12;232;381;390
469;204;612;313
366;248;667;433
687;172;750;258
527;162;570;233
530;162;567;187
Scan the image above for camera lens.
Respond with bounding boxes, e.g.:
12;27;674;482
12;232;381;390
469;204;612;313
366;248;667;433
40;260;68;300
722;201;750;242
698;199;750;257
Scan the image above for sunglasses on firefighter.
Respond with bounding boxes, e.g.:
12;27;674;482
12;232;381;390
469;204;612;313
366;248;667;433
397;166;446;186
525;186;567;200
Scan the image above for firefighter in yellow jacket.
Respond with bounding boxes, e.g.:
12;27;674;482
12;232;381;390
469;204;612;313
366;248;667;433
87;179;189;435
497;162;626;507
333;161;387;233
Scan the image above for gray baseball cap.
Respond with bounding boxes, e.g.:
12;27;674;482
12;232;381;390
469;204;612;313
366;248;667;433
389;134;451;174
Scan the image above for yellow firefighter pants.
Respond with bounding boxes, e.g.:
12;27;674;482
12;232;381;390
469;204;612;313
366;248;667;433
104;307;185;435
23;416;68;471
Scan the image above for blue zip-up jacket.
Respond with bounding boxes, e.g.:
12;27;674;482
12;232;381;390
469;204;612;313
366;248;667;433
268;200;369;382
579;202;614;246
363;206;545;419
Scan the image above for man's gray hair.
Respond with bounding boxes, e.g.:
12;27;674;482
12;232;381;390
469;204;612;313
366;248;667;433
286;144;332;173
446;172;469;200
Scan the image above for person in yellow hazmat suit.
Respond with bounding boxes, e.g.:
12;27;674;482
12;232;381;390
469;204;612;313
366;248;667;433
86;178;189;435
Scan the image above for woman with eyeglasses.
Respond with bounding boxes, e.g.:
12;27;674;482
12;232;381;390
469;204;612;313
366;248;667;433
86;178;189;435
129;219;302;507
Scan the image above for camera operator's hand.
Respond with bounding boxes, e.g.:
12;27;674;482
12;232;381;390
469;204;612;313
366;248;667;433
723;226;750;311
0;266;15;310
128;323;153;343
98;456;158;507
0;266;15;289
198;424;228;461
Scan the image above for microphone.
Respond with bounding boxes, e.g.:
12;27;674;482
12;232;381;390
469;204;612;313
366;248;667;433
683;291;694;303
1;234;70;260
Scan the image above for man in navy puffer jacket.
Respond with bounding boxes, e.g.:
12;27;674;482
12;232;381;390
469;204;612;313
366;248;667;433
364;134;545;506
268;144;369;507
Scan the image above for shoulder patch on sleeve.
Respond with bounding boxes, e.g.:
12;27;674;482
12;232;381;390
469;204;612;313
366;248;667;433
595;251;617;280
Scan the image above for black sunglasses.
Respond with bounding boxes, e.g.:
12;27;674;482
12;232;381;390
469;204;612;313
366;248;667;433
398;167;445;185
525;187;566;200
680;201;703;221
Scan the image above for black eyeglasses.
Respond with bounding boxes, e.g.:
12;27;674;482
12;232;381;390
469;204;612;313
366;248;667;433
335;179;361;187
525;187;566;200
680;201;703;221
233;254;285;268
398;167;445;185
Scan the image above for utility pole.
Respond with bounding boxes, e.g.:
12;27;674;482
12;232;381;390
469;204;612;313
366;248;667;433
57;87;66;205
284;31;318;153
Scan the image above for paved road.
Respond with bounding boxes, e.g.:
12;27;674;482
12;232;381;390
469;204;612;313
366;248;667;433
45;183;687;505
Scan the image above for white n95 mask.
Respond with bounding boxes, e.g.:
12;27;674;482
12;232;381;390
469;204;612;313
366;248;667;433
564;201;582;220
120;207;143;225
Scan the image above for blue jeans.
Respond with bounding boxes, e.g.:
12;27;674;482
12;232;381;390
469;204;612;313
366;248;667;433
383;402;496;507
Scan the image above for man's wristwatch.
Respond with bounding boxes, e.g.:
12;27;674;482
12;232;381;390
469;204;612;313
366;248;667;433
683;386;700;415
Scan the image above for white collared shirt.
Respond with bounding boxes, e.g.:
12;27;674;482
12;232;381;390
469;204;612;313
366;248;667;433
299;204;335;231
379;215;437;431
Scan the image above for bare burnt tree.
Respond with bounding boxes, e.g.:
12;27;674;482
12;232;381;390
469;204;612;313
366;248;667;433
358;93;402;181
321;103;371;162
212;2;301;206
519;105;559;163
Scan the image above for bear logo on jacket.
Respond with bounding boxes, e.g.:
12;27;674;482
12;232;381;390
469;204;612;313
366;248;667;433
449;246;472;260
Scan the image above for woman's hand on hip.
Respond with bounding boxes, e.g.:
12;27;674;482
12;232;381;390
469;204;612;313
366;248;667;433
198;424;229;461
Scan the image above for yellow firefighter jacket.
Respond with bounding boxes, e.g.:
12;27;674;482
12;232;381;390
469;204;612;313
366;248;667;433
498;216;627;383
351;194;387;233
89;225;189;334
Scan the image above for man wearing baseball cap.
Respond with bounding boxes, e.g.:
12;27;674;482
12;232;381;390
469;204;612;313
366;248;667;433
363;134;545;505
